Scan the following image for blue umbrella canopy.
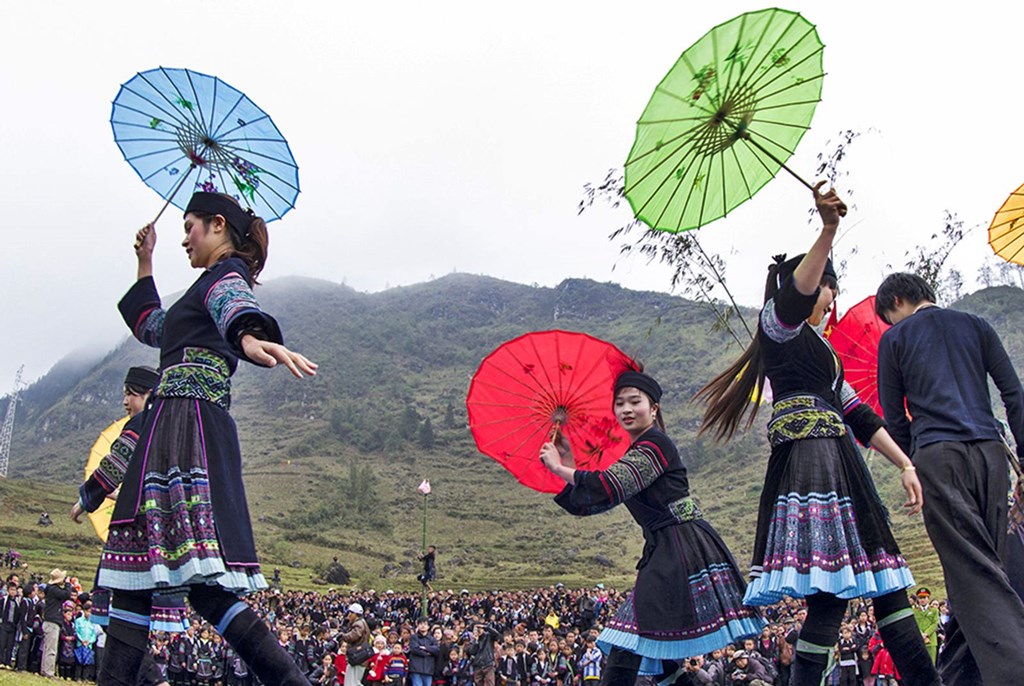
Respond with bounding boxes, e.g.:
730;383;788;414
111;67;299;222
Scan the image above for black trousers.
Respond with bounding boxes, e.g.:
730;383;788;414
0;623;16;666
916;440;1024;685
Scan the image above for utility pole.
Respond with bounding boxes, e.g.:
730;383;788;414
0;366;25;478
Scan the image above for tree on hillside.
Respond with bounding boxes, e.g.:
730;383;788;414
900;210;977;305
979;257;1024;289
443;400;456;430
399;405;421;441
418;418;435;449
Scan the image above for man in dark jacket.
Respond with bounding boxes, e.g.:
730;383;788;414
15;582;40;672
0;580;24;667
876;272;1024;685
467;620;501;686
409;619;440;686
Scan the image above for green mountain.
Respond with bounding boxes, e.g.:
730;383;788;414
5;275;1022;593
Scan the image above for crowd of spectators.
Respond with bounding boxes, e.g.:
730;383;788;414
1;550;950;686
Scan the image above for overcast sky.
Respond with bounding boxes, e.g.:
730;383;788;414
1;1;1022;389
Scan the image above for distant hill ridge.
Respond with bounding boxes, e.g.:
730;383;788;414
3;274;1022;590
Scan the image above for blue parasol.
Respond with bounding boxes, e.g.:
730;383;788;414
111;67;299;223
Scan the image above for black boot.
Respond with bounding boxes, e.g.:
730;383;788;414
874;592;941;686
97;620;148;686
877;614;942;686
221;607;308;686
600;647;641;686
790;646;830;686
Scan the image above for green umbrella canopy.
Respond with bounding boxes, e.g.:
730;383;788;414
625;8;824;233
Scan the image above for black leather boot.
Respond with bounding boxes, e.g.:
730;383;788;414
599;647;642;686
221;606;308;686
97;620;148;686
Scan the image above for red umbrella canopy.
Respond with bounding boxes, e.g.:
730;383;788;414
826;295;891;416
467;330;638;494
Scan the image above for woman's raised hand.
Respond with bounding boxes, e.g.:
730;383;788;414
813;180;847;228
553;431;575;468
539;442;562;472
241;336;319;378
134;223;156;259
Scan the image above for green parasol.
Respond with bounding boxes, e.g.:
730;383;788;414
625;8;824;233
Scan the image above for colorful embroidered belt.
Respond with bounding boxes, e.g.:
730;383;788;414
156;348;231;410
667;495;704;523
767;394;846;447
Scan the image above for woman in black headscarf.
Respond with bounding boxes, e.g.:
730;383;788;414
96;192;317;686
540;369;762;686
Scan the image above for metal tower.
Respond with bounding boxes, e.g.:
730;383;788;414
0;365;24;478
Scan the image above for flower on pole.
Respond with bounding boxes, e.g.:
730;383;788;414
418;479;431;495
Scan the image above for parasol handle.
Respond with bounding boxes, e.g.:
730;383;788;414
549;421;562;443
151;164;198;225
741;134;815;192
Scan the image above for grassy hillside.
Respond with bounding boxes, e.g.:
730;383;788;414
7;275;1017;595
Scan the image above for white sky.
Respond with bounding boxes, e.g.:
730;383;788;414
1;1;1022;388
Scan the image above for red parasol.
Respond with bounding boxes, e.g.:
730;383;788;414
826;295;891;416
466;330;638;494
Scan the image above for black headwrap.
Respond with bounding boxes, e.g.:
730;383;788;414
614;371;663;404
772;253;837;289
124;366;160;394
185;192;256;242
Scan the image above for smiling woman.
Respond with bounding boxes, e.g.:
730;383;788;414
538;370;763;683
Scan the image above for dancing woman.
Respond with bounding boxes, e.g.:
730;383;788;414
540;370;763;686
697;183;939;686
97;192;317;686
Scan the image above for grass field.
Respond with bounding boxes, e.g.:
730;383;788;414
0;671;58;686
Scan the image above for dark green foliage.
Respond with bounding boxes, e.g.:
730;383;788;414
400;405;421;441
418;418;435;449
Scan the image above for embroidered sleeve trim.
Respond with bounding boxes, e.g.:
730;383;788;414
204;272;261;341
134;307;165;348
597;442;666;503
760;298;804;343
839;381;862;415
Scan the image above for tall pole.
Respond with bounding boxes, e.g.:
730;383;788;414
421;491;428;619
0;366;25;479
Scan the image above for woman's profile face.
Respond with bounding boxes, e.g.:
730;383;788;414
613;387;657;434
182;212;230;269
806;283;836;327
124;388;149;417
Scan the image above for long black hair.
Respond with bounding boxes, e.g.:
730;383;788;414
694;257;787;440
696;254;837;440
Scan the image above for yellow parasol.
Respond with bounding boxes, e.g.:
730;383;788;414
84;416;129;542
989;182;1024;265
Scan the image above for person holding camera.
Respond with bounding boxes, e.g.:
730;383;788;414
41;569;71;678
729;651;772;686
467;620;502;686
